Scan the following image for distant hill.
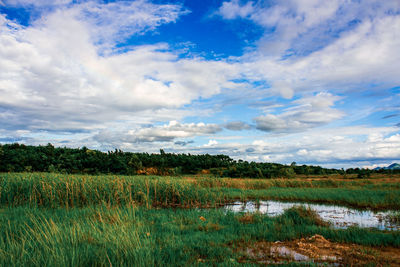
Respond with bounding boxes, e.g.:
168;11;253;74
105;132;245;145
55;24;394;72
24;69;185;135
374;163;400;170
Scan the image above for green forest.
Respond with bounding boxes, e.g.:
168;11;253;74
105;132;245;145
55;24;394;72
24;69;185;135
0;143;395;178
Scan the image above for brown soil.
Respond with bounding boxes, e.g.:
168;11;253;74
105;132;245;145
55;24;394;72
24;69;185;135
235;234;400;266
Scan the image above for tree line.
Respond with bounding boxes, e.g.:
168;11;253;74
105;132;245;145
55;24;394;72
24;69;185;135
0;143;397;178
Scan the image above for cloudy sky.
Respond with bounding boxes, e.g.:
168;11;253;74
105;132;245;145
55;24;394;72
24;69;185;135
1;0;399;168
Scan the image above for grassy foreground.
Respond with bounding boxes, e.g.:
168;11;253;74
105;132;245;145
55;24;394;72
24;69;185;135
1;205;400;266
1;173;400;266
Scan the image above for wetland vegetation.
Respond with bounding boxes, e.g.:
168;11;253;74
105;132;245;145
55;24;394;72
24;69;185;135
1;172;400;266
1;173;399;210
1;144;400;266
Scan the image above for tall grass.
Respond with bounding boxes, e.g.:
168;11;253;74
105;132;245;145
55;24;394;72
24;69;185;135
1;205;399;266
0;206;153;266
1;173;400;209
0;173;226;208
193;176;400;190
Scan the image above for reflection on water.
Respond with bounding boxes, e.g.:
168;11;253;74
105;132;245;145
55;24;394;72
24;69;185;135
270;246;309;261
224;200;400;230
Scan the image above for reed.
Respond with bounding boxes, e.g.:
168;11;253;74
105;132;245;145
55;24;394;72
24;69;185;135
1;173;400;209
1;205;399;266
0;173;224;208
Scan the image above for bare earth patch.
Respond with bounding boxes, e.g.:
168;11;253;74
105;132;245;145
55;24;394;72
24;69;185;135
236;234;400;266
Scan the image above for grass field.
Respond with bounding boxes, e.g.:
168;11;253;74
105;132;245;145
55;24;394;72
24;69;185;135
1;172;400;266
1;173;400;209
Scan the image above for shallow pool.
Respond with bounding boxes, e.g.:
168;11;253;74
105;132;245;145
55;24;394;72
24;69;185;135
224;200;400;230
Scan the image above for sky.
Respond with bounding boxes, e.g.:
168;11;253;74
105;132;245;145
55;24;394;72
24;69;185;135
0;0;399;169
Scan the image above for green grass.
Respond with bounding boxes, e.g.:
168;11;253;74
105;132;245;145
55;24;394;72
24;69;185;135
0;173;225;208
1;205;399;266
1;173;399;266
1;173;399;209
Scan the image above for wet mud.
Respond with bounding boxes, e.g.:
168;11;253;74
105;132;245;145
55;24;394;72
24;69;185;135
236;234;400;266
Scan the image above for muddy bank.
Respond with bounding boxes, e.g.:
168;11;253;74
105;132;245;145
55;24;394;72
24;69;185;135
235;234;400;266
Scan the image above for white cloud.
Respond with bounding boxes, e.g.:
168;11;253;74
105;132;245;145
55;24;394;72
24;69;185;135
219;0;400;56
219;0;400;100
75;0;189;49
254;92;343;132
204;139;218;147
271;81;294;99
218;0;255;19
3;0;72;7
245;15;400;98
219;0;343;56
0;8;240;133
168;126;400;168
3;0;188;50
94;121;222;145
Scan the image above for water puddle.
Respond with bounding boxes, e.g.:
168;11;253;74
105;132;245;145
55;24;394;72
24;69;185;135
270;246;309;261
224;200;400;230
246;245;311;264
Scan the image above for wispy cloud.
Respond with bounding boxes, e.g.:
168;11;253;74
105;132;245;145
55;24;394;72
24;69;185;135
382;114;399;119
224;121;252;131
3;0;72;7
75;0;190;49
94;121;222;145
218;0;400;57
254;93;343;132
165;126;400;168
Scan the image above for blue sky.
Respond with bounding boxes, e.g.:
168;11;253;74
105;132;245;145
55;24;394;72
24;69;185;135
0;0;399;168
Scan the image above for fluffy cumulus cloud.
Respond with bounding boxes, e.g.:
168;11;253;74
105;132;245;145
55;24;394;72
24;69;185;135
1;0;399;168
0;3;240;133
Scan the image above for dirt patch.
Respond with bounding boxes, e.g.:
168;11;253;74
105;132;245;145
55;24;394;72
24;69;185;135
235;234;400;266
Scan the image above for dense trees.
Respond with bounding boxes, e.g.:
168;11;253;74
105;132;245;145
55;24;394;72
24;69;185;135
0;143;397;178
0;143;232;175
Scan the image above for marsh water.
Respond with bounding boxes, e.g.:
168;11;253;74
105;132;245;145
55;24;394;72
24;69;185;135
224;200;400;230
